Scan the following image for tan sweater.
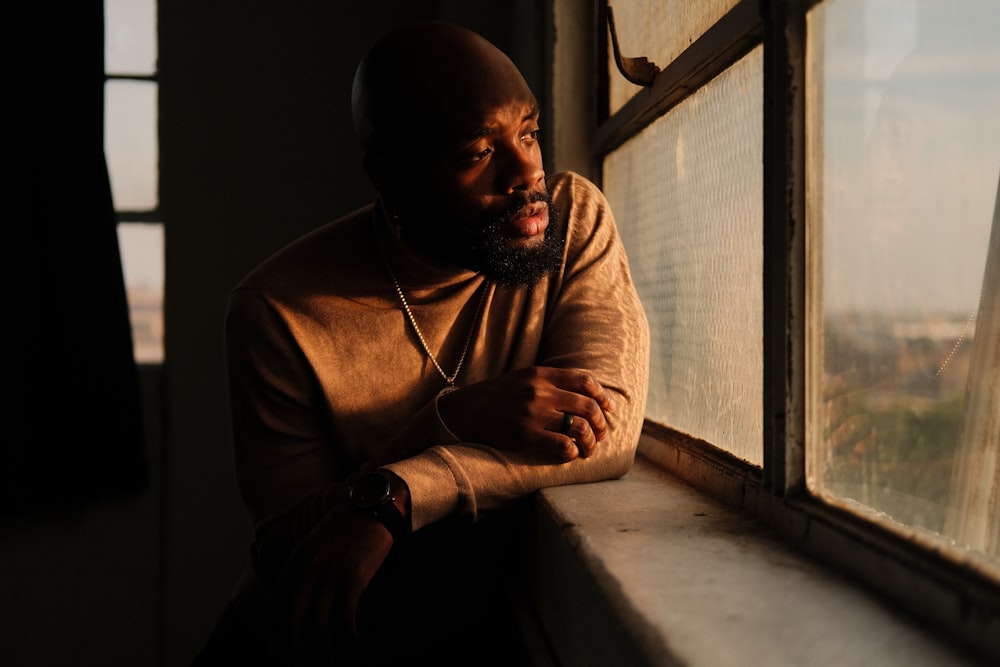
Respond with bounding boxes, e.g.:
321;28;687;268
225;171;650;537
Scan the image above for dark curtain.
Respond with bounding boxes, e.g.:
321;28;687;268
10;1;147;511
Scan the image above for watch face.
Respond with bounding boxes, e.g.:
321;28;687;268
349;474;391;510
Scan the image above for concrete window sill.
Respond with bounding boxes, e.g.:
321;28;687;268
526;454;985;666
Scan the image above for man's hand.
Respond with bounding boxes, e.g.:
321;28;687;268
267;490;402;663
437;366;616;461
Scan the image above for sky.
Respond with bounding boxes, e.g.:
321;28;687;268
817;0;1000;317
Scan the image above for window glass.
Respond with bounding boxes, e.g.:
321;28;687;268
117;222;164;364
105;80;158;212
605;46;764;465
807;0;1000;570
606;0;740;114
105;0;157;73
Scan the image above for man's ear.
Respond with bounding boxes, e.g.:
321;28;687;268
364;150;411;218
363;150;389;196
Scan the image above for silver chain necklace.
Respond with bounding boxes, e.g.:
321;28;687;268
381;253;487;388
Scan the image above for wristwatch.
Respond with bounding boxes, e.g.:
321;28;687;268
347;471;409;541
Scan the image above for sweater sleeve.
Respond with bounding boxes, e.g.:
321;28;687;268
228;284;483;592
383;174;651;530
225;287;341;528
225;287;460;531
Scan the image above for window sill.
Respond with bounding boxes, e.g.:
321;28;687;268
524;440;988;666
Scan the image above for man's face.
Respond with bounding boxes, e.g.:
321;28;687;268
388;65;564;286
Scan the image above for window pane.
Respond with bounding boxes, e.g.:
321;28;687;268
604;46;764;465
807;0;1000;569
105;0;157;73
118;222;164;364
606;0;740;115
105;79;158;211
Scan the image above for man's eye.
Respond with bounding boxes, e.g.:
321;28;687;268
523;129;541;142
462;147;492;164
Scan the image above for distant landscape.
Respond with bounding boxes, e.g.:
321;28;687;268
820;311;975;532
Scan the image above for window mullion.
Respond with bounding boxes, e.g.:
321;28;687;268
762;0;807;495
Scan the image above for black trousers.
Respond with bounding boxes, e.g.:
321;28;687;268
194;502;533;666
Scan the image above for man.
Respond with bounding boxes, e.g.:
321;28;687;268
211;19;649;665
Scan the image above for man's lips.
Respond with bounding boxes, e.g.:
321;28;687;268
505;201;549;239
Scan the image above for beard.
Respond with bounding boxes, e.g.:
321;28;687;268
396;190;566;288
455;193;565;288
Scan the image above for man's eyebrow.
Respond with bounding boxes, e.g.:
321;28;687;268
460;105;541;144
463;127;494;142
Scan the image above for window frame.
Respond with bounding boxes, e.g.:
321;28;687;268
104;0;163;365
588;0;999;658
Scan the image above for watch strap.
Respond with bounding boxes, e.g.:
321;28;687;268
348;472;410;541
370;496;409;541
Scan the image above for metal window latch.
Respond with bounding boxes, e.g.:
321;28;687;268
607;4;660;86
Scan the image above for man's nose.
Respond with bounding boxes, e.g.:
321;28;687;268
499;143;544;194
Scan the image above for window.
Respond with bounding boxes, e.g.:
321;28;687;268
807;0;1000;577
605;46;764;465
105;0;163;364
590;0;998;656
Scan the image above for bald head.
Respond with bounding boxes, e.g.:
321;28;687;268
350;22;555;285
351;21;537;154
